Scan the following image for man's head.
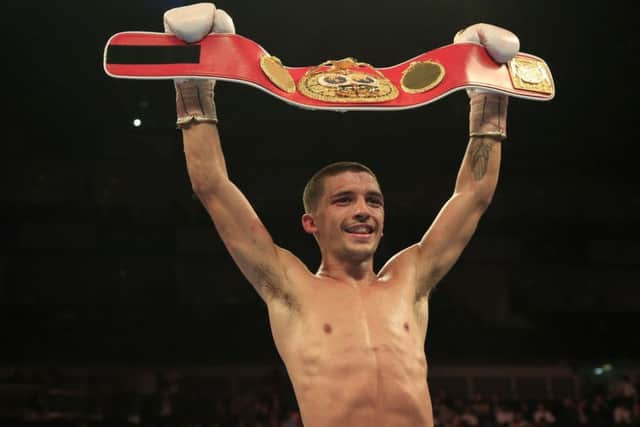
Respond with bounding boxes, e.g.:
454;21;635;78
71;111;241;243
301;162;385;262
302;162;378;213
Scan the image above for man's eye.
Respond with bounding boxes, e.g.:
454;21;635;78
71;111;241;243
335;197;351;204
368;198;383;206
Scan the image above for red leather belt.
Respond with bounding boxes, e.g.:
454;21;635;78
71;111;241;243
104;32;555;111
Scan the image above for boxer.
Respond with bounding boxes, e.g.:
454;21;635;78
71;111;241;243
165;3;517;426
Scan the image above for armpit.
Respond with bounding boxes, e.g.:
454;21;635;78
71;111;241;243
415;265;442;301
254;264;299;310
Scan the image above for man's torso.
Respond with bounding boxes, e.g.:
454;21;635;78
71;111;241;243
266;257;433;427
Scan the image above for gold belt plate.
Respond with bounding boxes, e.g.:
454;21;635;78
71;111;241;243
508;55;554;95
260;55;296;93
400;60;445;94
298;58;399;103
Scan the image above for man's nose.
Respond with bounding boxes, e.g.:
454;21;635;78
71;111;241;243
354;212;369;222
353;199;371;221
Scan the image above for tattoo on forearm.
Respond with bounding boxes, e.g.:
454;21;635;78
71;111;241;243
469;138;494;180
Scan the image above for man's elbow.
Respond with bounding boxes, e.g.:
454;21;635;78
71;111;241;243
473;188;495;212
190;174;228;198
191;182;215;197
456;183;496;211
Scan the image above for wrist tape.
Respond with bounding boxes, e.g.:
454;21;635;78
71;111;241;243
469;93;508;140
175;79;217;128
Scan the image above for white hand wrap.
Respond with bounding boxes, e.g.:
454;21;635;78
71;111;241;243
469;93;508;140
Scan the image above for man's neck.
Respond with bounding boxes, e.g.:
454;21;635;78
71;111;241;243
316;256;377;287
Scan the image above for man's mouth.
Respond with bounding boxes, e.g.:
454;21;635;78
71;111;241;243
343;224;375;235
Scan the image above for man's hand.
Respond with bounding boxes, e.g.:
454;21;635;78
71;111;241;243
163;2;235;43
454;23;518;139
163;2;236;128
453;23;519;65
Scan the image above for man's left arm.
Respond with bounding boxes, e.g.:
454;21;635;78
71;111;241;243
415;102;503;294
413;24;519;296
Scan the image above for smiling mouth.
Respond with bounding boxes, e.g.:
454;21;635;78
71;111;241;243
343;224;375;235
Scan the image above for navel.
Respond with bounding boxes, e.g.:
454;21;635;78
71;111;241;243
323;323;332;334
403;322;410;331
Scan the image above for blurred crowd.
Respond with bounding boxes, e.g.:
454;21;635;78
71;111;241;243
430;381;640;427
0;366;639;427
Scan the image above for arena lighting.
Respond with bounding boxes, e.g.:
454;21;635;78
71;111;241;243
593;364;613;376
132;118;142;127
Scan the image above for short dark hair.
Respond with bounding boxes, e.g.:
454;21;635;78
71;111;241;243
302;161;378;213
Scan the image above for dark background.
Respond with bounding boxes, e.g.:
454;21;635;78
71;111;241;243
1;0;638;369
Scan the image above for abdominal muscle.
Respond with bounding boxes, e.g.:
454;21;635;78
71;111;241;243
268;284;433;427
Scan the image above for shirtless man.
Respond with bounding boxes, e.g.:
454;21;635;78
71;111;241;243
163;3;519;426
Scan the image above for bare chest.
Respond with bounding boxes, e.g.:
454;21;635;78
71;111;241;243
308;282;417;341
267;280;431;426
271;278;423;348
268;279;430;419
292;283;427;384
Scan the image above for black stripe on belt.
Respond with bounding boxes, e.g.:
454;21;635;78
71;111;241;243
107;45;201;64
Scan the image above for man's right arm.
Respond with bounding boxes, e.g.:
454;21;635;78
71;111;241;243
182;121;292;302
164;3;298;303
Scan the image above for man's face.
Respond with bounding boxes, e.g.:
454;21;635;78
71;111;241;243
306;171;385;262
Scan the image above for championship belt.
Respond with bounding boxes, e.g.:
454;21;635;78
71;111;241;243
103;32;555;111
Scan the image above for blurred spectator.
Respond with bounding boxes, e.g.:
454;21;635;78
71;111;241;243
510;411;531;427
630;401;640;426
576;398;590;425
612;398;632;424
612;374;638;404
589;392;611;426
469;393;494;427
518;401;532;421
460;405;479;426
133;368;159;423
435;396;459;427
555;395;579;427
495;402;515;426
156;385;175;426
532;402;556;425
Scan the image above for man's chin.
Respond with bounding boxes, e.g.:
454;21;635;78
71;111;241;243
342;242;378;262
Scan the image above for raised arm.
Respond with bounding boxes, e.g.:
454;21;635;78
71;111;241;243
412;24;520;296
166;3;297;303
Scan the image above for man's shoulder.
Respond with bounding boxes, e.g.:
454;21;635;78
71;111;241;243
378;243;422;278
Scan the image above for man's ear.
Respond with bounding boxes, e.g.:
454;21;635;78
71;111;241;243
301;213;317;234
